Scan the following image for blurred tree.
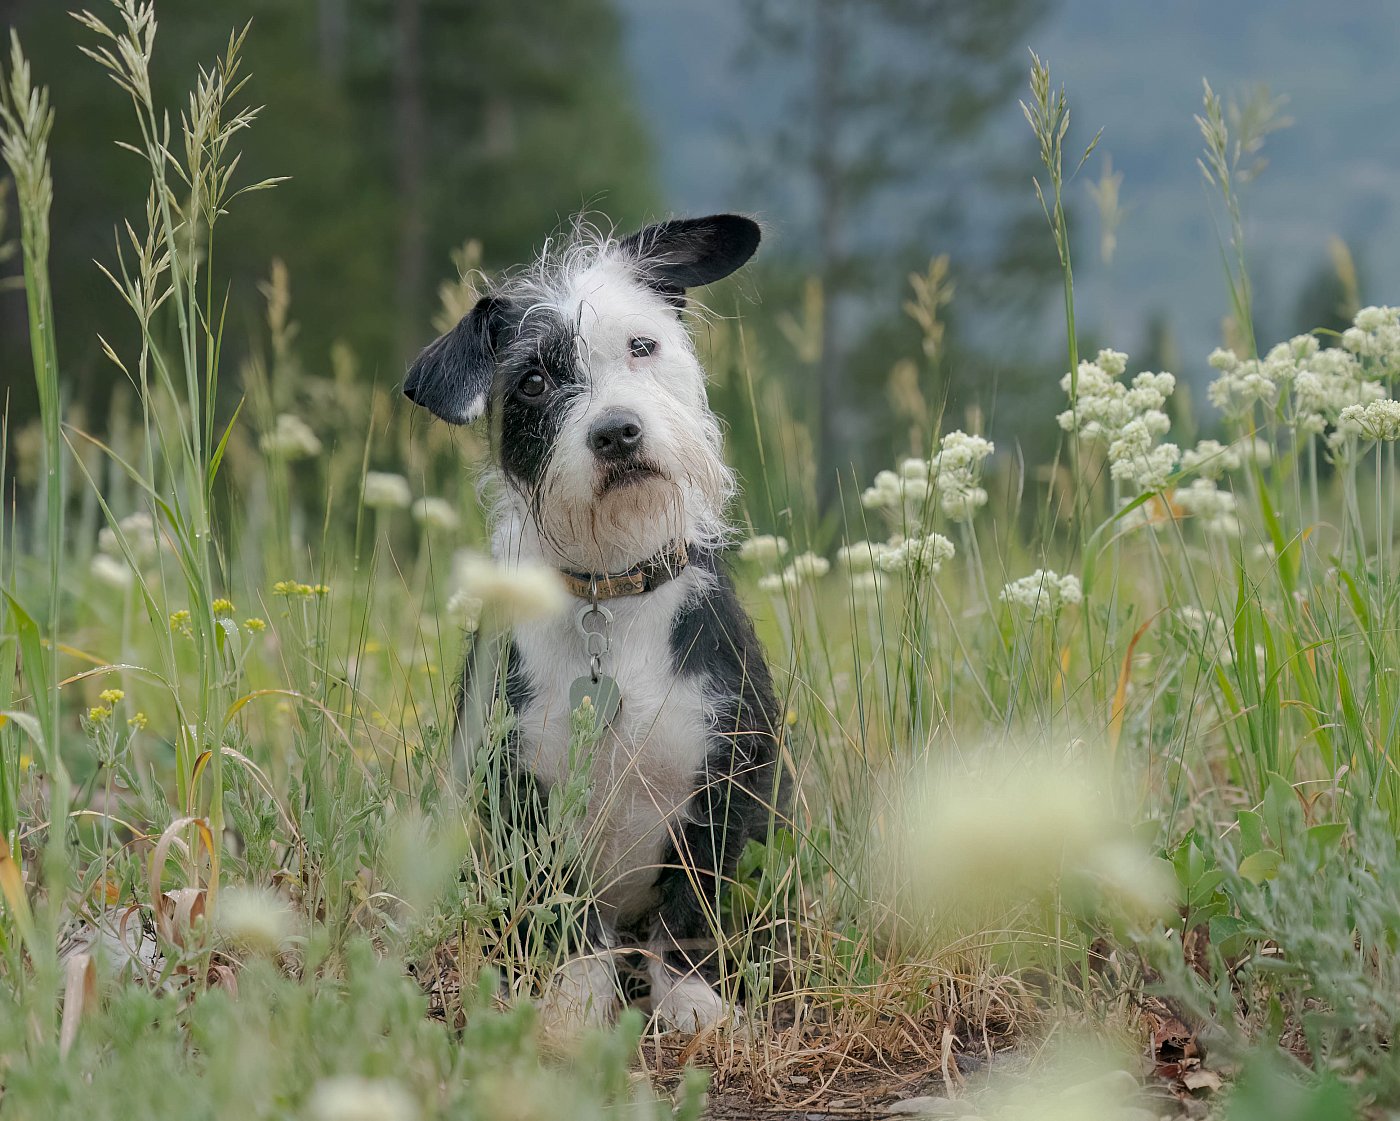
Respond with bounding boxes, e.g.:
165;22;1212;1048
740;0;1057;507
0;0;657;428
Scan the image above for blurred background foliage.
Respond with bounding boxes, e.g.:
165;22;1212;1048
3;0;1399;508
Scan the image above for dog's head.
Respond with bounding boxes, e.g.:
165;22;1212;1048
404;215;760;573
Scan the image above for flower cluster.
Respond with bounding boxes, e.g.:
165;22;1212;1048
1058;349;1178;490
877;532;955;576
927;430;994;521
1178;436;1270;478
1335;399;1400;443
260;413;322;460
860;464;930;518
738;534;789;563
411;496;459;531
1342;305;1400;368
757;551;831;593
1208;325;1387;438
836;540;896;571
273;580;331;598
449;550;566;625
362;471;413;510
1172;478;1240;536
1000;569;1083;619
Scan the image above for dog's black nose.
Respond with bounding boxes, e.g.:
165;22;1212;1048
588;409;644;460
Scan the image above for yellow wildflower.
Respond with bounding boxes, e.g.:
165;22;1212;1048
88;706;111;723
312;583;331;596
98;688;125;705
244;618;267;633
212;598;235;615
169;609;193;637
128;712;149;731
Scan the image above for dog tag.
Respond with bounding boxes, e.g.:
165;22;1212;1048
570;674;622;727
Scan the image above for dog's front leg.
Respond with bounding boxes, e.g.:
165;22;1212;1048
647;749;765;1033
538;906;620;1037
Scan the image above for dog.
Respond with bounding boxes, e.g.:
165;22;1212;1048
403;215;783;1033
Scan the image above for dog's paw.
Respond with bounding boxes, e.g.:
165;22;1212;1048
650;972;738;1034
538;953;619;1038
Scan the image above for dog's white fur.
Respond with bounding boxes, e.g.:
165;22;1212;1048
492;247;734;575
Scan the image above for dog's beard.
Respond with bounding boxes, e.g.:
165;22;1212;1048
526;448;729;573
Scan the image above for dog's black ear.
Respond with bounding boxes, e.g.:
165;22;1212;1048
403;295;510;424
620;214;761;293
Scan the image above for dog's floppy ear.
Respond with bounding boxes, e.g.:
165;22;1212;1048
620;214;761;295
403;294;511;424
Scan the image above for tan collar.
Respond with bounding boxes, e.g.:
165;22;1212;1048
559;540;691;600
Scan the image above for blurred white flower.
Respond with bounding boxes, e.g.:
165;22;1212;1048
215;886;296;955
307;1076;419;1121
756;573;785;594
452;552;566;623
1000;569;1082;618
846;569;885;604
97;510;159;564
260;413;322;460
1179;438;1239;478
738;534;789;563
836;540;895;571
362;472;412;510
897;753;1171;917
785;552;831;582
1342;305;1400;368
411;496;459;531
1173;478;1240;535
444;589;483;633
90;552;134;590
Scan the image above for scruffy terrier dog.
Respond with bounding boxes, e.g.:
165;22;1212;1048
403;215;783;1033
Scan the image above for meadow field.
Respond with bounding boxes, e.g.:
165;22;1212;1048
1;5;1398;1120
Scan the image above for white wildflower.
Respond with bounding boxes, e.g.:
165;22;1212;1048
1109;442;1178;491
215;886;296;955
836;540;895;571
260;413;322;460
1342;305;1400;368
860;466;931;519
362;472;412;510
307;1076;419;1121
738;534;789;563
411;496;459;531
452;552;566;623
878;532;955;575
97;510;159;564
444;589;484;633
1174;478;1240;536
1335;398;1400;442
847;569;885;604
90;552;134;590
897;457;929;481
1059;350;1177;491
1179;439;1241;478
756;573;785;594
930;430;994;522
785;552;831;582
1000;569;1083;618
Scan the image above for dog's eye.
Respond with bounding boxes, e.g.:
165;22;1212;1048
517;372;548;400
629;337;657;358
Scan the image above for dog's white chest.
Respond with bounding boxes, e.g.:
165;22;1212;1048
512;578;712;924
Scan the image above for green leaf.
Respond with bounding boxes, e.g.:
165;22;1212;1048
1239;849;1283;883
1236;809;1265;854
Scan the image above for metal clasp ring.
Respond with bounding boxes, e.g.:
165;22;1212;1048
575;600;614;683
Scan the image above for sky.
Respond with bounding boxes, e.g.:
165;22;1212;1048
617;0;1400;379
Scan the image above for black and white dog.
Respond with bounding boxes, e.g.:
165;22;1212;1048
403;215;783;1033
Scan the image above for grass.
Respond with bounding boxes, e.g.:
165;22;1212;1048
2;6;1398;1120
